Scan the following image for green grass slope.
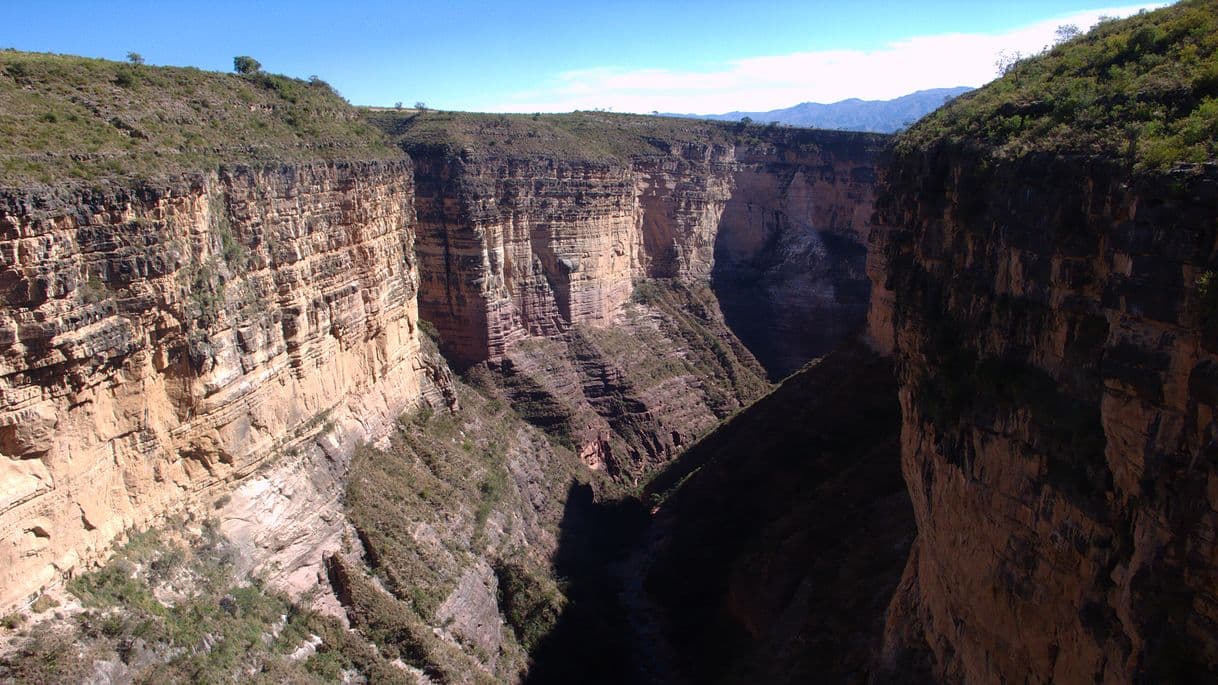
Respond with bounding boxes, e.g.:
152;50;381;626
0;51;399;184
900;0;1218;168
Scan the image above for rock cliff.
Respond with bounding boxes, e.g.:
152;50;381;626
394;115;884;378
871;2;1218;677
375;112;884;476
715;131;882;376
0;161;440;610
876;145;1218;683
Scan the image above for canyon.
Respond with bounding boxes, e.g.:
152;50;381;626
0;61;890;680
3;2;1218;681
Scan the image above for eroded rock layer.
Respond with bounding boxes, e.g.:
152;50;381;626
409;132;883;378
873;146;1218;682
410;145;736;367
402;129;883;477
715;132;883;377
0;162;429;609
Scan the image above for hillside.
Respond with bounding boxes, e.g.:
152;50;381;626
899;2;1218;167
669;87;973;133
0;51;399;184
363;109;732;160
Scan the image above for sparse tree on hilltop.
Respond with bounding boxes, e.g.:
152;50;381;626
233;56;262;75
414;101;428;111
126;52;144;65
1054;24;1082;45
995;50;1024;76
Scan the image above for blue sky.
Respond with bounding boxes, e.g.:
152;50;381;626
2;1;1167;112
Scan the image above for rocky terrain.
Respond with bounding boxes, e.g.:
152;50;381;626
2;2;1216;683
368;110;883;478
870;2;1218;681
642;344;911;684
0;53;887;683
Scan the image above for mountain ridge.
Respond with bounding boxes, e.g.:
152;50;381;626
664;86;973;133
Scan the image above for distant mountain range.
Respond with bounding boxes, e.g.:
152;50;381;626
666;87;974;133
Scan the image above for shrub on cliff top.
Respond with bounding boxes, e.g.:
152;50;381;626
899;0;1218;168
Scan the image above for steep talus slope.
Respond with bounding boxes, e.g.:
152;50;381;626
871;3;1218;681
641;344;912;684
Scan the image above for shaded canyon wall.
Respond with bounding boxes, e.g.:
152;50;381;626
871;146;1218;682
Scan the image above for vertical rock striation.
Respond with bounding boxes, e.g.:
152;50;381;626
0;161;432;609
873;143;1218;682
398;121;884;475
716;131;884;377
410;143;738;367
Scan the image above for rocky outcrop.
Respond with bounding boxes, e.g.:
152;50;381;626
0;161;435;611
410;144;737;367
873;144;1218;682
715;131;884;376
401;127;883;476
493;281;769;479
408;131;884;378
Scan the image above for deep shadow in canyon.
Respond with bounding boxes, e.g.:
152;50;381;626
523;342;918;683
521;482;650;684
711;227;871;380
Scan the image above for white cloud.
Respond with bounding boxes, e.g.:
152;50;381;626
491;4;1168;114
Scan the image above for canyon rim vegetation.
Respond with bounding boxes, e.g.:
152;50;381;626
0;1;1216;683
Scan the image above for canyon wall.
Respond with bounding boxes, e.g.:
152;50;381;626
408;130;884;377
409;143;736;367
400;125;883;476
872;145;1218;682
0;161;439;610
715;131;883;376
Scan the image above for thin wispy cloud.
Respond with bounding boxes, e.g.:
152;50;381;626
492;4;1167;114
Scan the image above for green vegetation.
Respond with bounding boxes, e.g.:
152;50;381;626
1198;270;1218;332
233;56;262;75
363;108;736;160
493;560;564;652
344;376;581;679
0;523;399;683
0;50;399;184
899;0;1218;167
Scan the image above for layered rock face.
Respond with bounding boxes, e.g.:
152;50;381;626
0;162;432;610
405;131;882;475
715;131;884;377
873;146;1218;682
410;144;736;367
411;133;883;377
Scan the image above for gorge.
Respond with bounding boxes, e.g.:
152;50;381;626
2;2;1218;682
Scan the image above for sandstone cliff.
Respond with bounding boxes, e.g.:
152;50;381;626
0;161;439;611
372;112;883;477
871;3;1218;678
715;131;882;376
877;146;1218;683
